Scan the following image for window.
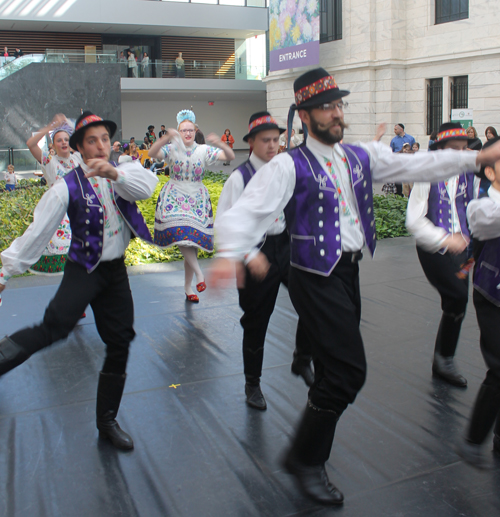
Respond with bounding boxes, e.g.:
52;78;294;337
451;76;468;110
435;0;468;25
320;0;342;43
427;78;443;135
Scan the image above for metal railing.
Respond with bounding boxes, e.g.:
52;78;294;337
0;148;40;173
0;50;265;81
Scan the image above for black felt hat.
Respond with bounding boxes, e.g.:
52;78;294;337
69;111;117;150
477;135;500;180
292;67;350;110
429;122;474;151
242;111;285;142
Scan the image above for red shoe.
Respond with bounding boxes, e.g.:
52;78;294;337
196;281;206;293
185;293;199;303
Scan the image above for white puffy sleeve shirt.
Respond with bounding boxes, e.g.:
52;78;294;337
467;186;500;241
216;138;480;260
0;161;158;285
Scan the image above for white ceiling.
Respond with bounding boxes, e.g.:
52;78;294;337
0;19;264;39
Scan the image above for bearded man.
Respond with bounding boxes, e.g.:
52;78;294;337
211;68;500;506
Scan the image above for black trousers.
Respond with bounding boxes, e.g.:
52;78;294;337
288;254;366;415
10;258;135;375
238;231;310;382
473;290;500;390
417;247;469;357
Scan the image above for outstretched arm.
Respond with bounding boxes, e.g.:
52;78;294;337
26;113;68;164
148;128;179;159
0;182;69;293
206;133;235;162
84;159;158;201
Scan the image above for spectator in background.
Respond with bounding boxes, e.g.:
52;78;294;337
222;128;235;166
195;124;205;145
175;52;185;78
485;126;498;142
129;137;135;144
3;47;9;58
428;130;438;150
390;123;415;152
140;136;151;150
466;126;482;151
159;125;167;138
110;141;122;162
129;142;140;161
5;164;17;191
119;144;132;164
127;50;138;78
146;125;156;141
412;142;420;152
13;48;23;58
142;52;150;78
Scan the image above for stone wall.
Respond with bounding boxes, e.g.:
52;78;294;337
0;63;122;148
265;0;500;149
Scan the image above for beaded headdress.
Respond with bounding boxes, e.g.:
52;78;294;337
50;121;74;140
177;109;196;128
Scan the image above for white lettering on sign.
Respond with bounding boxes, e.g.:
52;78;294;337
279;49;307;62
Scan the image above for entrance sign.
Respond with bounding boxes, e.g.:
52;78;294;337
451;109;473;129
269;0;320;72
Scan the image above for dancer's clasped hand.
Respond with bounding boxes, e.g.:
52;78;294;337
85;159;119;181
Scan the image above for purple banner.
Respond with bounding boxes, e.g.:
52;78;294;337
270;41;319;72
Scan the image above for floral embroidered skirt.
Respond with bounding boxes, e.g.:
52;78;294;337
29;215;71;274
154;179;214;251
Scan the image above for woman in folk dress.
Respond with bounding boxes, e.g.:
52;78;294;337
26;114;80;274
149;110;235;302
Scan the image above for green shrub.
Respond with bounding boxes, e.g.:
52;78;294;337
0;176;410;268
0;180;48;252
373;194;410;239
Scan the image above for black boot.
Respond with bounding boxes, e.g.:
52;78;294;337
245;377;267;410
291;352;314;387
432;312;467;387
457;384;500;468
0;336;30;375
96;372;134;450
283;401;344;505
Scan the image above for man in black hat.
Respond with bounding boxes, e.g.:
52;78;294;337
407;122;479;388
216;112;313;411
0;111;158;451
211;67;500;505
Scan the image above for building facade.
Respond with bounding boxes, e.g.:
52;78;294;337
266;0;500;149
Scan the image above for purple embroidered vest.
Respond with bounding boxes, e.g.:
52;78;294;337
284;144;374;276
473;237;500;307
64;166;152;273
235;159;267;248
426;173;474;244
235;160;256;188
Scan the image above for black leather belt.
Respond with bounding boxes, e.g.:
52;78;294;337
340;251;363;263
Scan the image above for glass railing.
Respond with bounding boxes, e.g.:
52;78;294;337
0;50;266;82
0;54;45;81
44;51;266;80
0;149;41;173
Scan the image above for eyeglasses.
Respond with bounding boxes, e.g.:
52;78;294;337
317;101;348;111
179;129;195;134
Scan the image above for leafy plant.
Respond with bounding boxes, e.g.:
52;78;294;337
373;194;410;239
0;177;411;269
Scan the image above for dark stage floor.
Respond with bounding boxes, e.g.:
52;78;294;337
0;237;499;517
